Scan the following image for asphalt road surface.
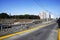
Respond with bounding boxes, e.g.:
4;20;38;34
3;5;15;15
4;23;58;40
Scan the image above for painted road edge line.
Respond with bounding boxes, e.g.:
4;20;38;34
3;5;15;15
58;29;60;40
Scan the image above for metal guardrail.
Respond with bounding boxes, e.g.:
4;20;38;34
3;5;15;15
0;20;42;36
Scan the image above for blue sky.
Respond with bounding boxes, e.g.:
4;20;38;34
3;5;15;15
0;0;60;17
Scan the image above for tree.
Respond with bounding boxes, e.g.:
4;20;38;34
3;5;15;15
0;13;40;19
0;13;9;18
24;14;30;19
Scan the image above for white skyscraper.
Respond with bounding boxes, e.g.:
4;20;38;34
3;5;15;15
39;11;50;19
39;11;55;19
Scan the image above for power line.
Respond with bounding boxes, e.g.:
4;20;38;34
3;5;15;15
33;0;52;13
33;0;53;15
33;0;47;11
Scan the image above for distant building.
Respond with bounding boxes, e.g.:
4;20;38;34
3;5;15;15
49;13;51;19
39;11;54;19
39;11;49;19
50;14;55;19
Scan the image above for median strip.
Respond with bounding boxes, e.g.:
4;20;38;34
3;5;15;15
0;23;52;40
